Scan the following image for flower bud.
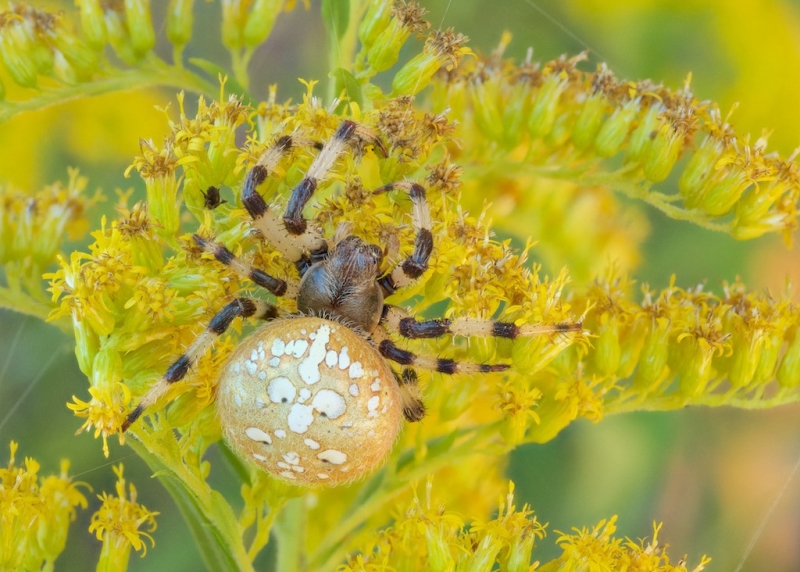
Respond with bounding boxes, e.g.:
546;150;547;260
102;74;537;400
626;104;662;165
92;347;124;390
643;123;682;183
617;316;647;379
243;0;284;47
75;317;101;376
77;0;108;50
504;528;537;572
632;318;670;393
167;0;195;48
392;51;441;96
572;92;606;150
594;98;639;158
124;0;156;55
0;31;39;88
469;79;504;142
777;330;800;388
698;165;752;216
51;31;99;80
727;328;761;389
752;331;782;386
368;22;412;72
593;314;621;376
501;82;531;147
358;0;392;51
528;74;567;139
731;178;787;239
104;8;140;65
678;136;723;206
677;337;714;398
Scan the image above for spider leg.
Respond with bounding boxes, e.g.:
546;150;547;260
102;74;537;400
373;182;432;296
283;120;387;237
193;234;299;298
120;298;280;432
392;367;426;422
241;134;328;272
381;305;583;339
371;326;508;375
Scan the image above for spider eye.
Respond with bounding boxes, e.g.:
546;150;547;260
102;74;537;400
267;377;297;404
311;389;347;419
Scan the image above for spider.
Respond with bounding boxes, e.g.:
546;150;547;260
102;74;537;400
121;119;581;486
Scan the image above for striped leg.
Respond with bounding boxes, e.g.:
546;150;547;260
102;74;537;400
393;368;426;422
374;182;433;296
381;305;583;340
121;298;280;432
193;234;299;298
241;134;328;271
283;120;387;237
371;327;509;376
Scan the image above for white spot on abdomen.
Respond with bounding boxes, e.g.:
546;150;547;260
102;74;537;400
288;403;314;433
245;427;272;444
348;362;364;379
349;383;359;396
317;449;347;465
338;346;350;369
271;338;285;356
267;377;296;404
304;438;320;450
298;324;331;385
312;389;346;419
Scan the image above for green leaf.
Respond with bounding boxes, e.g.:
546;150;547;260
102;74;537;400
321;0;350;40
329;67;363;107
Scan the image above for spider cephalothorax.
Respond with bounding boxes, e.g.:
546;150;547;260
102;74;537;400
121;118;581;485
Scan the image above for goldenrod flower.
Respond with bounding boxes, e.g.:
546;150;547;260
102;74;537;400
0;442;89;571
89;464;158;571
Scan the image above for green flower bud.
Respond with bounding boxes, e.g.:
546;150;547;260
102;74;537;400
358;0;392;50
424;523;455;572
243;0;284;47
777;329;800;388
369;19;412;72
594;314;621;376
51;31;99;80
75;317;101;376
731;178;787;240
392;51;441;96
504;528;537;572
572;92;607;150
594;98;639;158
727;328;761;389
626;104;662;164
643;123;682;183
167;0;195;48
632;318;671;393
528;74;567;139
124;0;156;55
500;82;531;147
469;80;504;142
617;316;648;378
752;331;782;386
0;32;39;88
92;347;123;390
52;50;78;85
77;0;108;50
677;338;714;398
678;136;723;206
698;165;752;216
104;10;140;65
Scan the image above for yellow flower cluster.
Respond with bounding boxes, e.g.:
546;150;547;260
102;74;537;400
425;38;800;245
0;442;88;571
342;481;709;572
548;517;710;572
89;464;158;570
0;169;100;321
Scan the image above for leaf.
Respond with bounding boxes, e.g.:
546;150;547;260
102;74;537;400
321;0;350;40
329;67;363;107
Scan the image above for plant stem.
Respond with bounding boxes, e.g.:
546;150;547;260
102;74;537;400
274;496;306;572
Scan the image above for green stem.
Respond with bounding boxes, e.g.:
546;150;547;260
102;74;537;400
325;0;369;103
274;497;306;572
0;63;217;123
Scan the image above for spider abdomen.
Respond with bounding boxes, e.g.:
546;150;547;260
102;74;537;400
217;316;403;485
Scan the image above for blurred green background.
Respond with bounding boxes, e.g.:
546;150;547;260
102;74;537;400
2;0;800;569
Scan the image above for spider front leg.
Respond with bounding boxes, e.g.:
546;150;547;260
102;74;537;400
120;298;280;432
193;234;299;298
241;134;329;272
282;120;386;239
373;182;433;296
